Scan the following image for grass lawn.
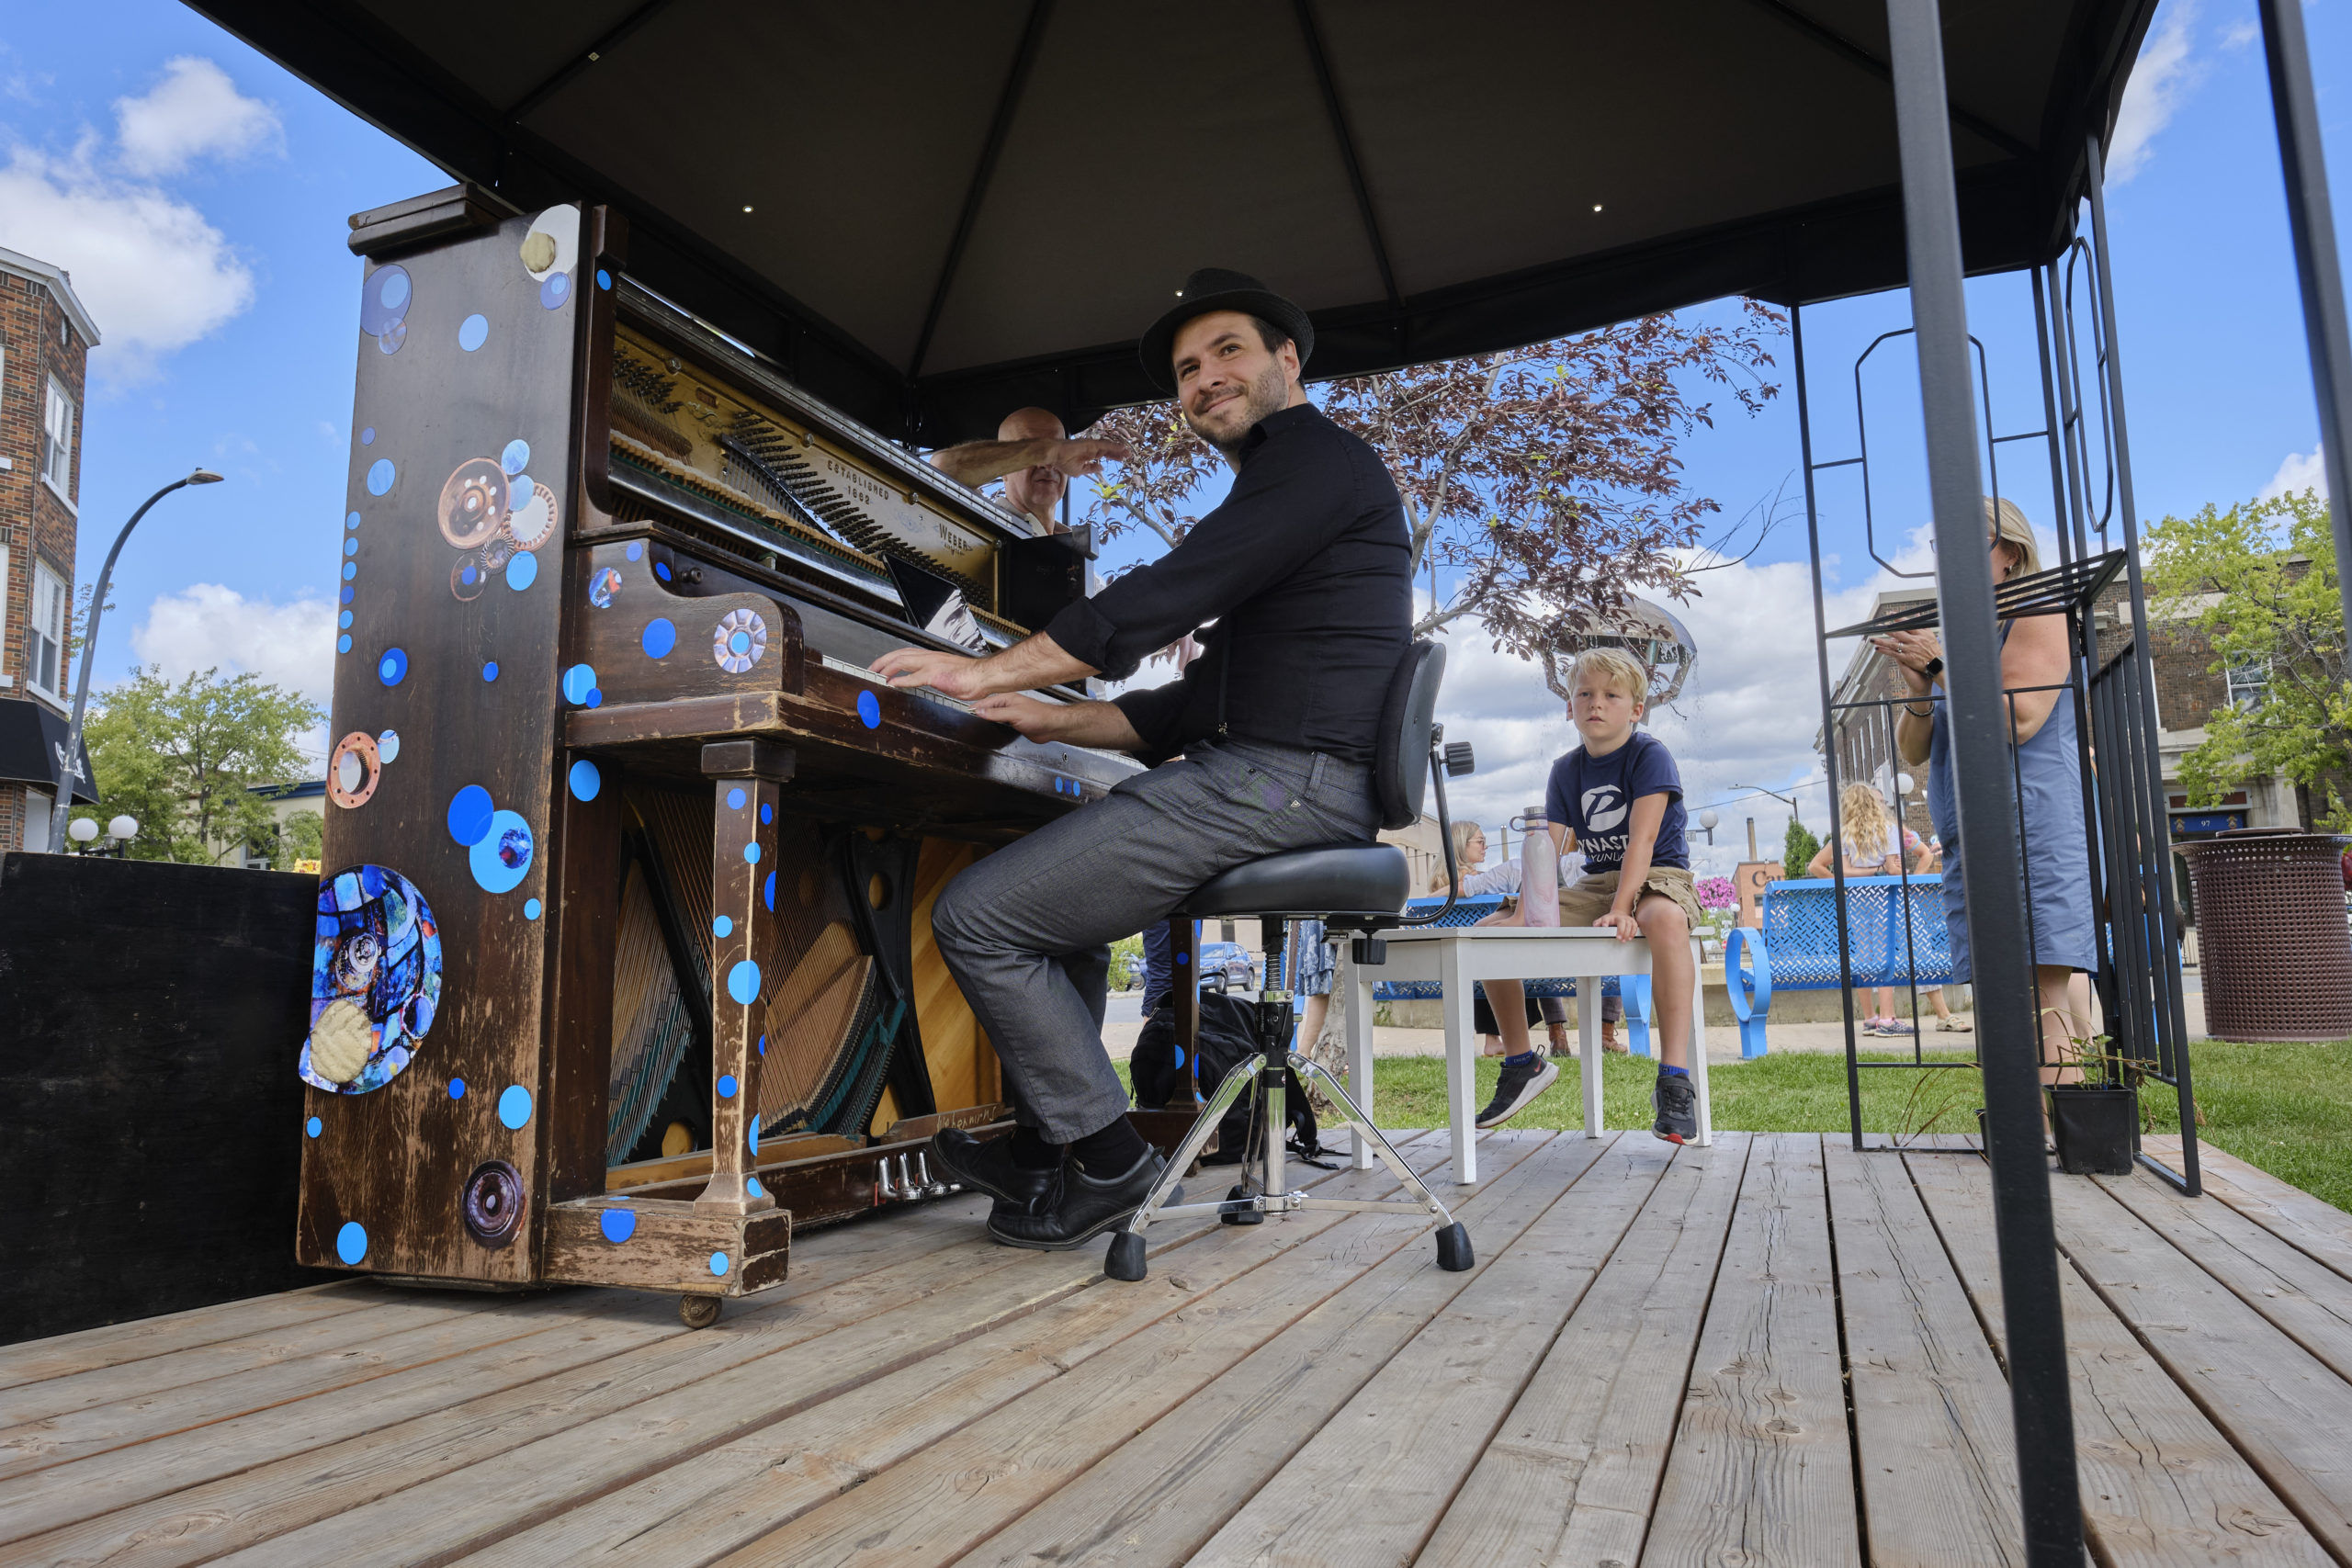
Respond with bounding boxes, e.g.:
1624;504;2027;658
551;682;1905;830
1114;1037;2352;1213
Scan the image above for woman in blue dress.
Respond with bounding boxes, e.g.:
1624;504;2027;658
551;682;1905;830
1875;499;2097;1086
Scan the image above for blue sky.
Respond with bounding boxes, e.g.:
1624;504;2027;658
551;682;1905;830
0;0;2346;858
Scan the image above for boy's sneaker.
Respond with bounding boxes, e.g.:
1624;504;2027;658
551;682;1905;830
1476;1055;1558;1128
1652;1072;1698;1144
1878;1019;1917;1036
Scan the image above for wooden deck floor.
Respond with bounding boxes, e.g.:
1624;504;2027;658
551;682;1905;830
5;1129;2350;1567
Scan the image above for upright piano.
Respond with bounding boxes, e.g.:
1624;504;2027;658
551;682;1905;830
299;186;1138;1317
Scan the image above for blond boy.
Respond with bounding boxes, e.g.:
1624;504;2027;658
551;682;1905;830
1476;648;1706;1140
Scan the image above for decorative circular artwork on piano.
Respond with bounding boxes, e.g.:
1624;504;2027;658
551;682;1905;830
713;608;767;673
437;458;508;549
462;1160;525;1248
588;567;621;608
504;481;558;551
450;551;488;602
327;731;382;808
360;264;413;355
300;864;442;1096
481;534;518;573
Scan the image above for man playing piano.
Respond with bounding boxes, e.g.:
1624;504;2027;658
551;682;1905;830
927;406;1131;536
874;268;1410;1251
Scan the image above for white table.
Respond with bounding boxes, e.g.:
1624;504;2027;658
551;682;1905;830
1347;927;1713;1184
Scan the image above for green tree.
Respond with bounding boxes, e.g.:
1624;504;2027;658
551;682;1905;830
1108;933;1145;991
281;809;325;868
1783;818;1820;881
78;667;325;863
2144;487;2349;827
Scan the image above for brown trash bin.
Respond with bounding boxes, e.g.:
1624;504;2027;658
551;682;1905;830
2177;829;2352;1042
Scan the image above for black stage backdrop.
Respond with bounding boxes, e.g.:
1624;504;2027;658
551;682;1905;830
0;853;327;1344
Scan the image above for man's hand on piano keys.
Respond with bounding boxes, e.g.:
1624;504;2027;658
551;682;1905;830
871;647;989;700
969;694;1145;750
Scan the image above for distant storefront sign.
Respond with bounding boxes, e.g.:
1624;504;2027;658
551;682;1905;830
2175;812;2245;835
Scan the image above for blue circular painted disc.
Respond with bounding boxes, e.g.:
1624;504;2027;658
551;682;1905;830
306;1115;322;1138
482;661;500;682
447;784;495;846
449;1077;466;1099
337;634;353;654
626;541;642;560
335;1221;368;1265
343;561;357;581
501;439;530;474
727;960;761;1005
742;841;761;865
497;1084;533;1130
713;914;733;938
747;1177;763;1198
359;428;375;446
506;552;537;592
762;803;773;824
344;536;358;556
339;610;353;629
600;1208;637;1243
642;618;676;659
653;560;673;582
458;313;489;351
540;272;571;310
524;898;542;919
469;810;535;893
366;459;395;496
561;663;597;705
341;586;355;604
379;648;408;685
763;871;775;911
856;690;881;728
346;510;361;530
728;788;745;810
718;1074;738;1100
708;1251;729;1277
568;758;601;801
749;1112;761;1149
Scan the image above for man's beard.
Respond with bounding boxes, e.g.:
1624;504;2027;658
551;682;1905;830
1183;360;1290;457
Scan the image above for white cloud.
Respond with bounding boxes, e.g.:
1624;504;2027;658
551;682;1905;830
113;57;282;177
2109;2;2202;183
2261;445;2328;501
129;584;334;711
0;146;256;381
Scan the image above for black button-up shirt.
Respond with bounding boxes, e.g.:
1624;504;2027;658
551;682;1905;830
1046;404;1410;765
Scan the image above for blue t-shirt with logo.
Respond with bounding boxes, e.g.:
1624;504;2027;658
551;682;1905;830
1544;732;1688;874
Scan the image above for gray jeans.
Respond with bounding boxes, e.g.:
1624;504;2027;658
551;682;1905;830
932;739;1380;1143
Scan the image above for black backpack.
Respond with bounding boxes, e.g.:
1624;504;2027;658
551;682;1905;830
1129;992;1322;1165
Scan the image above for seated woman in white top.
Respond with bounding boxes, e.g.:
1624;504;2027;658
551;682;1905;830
1804;784;1969;1035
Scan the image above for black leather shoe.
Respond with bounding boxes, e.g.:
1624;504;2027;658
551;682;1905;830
931;1128;1059;1215
989;1149;1167;1251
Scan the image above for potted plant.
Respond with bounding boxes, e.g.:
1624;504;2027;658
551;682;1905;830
2043;1014;2137;1176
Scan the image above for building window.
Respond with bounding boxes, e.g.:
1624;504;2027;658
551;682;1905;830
2225;656;2269;711
42;376;75;500
28;561;67;703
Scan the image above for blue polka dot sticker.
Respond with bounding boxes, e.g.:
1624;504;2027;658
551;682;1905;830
600;1208;637;1243
458;313;489;351
718;1074;739;1100
359;428;375;446
597;267;612;290
749;1112;762;1149
728;787;745;810
748;1177;764;1199
343;561;357;581
449;1077;466;1100
498;1085;533;1130
483;660;500;682
642;617;676;659
568;758;601;801
346;510;361;530
728;960;761;1005
525;898;543;919
502;439;529;474
379;648;408;686
469;809;535;893
506;552;537;592
337;635;353;654
763;871;775;910
709;1251;729;1277
856;690;881;728
742;841;762;865
336;1221;368;1265
447;784;495;846
366;458;396;495
762;803;774;824
713;914;733;938
561;663;597;704
306;1115;322;1138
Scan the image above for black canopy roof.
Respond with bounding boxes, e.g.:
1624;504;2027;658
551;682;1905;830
189;0;2157;443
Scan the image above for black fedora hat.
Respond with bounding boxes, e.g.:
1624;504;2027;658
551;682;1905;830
1137;268;1314;392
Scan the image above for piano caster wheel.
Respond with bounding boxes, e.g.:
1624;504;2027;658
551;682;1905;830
1220;1183;1263;1225
679;1294;722;1329
1435;1222;1474;1273
1104;1230;1148;1282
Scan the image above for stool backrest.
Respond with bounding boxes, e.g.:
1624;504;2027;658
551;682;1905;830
1374;641;1444;830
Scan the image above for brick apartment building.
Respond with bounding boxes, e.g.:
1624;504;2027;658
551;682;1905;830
0;245;99;851
1821;578;2301;923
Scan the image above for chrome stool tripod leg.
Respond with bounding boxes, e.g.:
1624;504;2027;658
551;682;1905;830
1129;1054;1261;1229
1290;1053;1475;1271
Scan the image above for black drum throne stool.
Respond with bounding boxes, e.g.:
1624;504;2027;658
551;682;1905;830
1106;641;1478;1283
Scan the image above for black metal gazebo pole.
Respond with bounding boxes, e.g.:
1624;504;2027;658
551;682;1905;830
2258;0;2352;635
1883;0;2086;1562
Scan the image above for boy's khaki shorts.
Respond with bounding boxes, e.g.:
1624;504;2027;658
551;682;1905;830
1559;866;1706;931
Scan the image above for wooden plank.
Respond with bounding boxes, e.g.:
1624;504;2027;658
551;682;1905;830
2098;1168;2352;1386
1169;1134;1683;1568
173;1134;1472;1568
540;1199;790;1296
2146;1136;2352;1286
0;1284;376;1394
0;1292;493;1427
1416;1134;1751;1567
1909;1153;2331;1566
1641;1134;1861;1568
690;1131;1589;1568
447;1133;1488;1568
0;1195;1000;1559
1825;1140;2023;1567
2047;1168;2352;1557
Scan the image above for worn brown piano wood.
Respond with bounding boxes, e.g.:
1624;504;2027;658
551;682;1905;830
300;189;1140;1310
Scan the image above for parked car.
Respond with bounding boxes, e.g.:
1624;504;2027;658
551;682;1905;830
1197;941;1257;994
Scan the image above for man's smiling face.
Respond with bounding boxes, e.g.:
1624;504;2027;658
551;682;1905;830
1171;310;1297;450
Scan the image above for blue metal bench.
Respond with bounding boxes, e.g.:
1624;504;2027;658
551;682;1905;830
1370;893;1642;1044
1735;874;1954;1056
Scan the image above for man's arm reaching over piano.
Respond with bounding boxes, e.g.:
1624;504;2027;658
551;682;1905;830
869;634;1145;750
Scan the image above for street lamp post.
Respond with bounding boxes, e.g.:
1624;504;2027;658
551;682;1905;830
48;469;223;852
1732;784;1804;826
